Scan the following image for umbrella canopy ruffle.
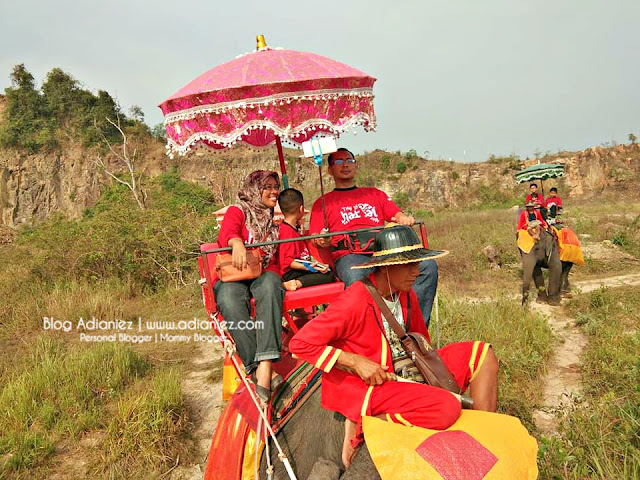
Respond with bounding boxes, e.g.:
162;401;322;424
159;47;376;157
515;163;565;183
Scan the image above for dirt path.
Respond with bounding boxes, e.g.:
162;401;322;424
170;343;225;480
531;272;640;434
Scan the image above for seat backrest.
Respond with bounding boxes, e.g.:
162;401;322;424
199;242;219;313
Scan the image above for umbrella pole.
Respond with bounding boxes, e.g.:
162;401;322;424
318;165;329;230
275;136;289;189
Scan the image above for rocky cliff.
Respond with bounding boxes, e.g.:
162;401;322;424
1;139;639;228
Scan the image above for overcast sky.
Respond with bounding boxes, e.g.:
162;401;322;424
1;0;638;162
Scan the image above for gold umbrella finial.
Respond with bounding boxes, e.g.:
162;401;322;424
256;34;267;51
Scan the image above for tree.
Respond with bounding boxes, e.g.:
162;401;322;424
151;123;167;141
42;68;79;122
629;133;637;145
0;64;56;152
95;116;146;210
129;105;144;123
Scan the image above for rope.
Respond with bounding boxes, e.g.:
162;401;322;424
434;291;441;349
210;312;298;480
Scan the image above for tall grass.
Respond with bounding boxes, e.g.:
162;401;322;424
426;209;521;293
437;295;554;429
0;337;186;477
538;286;640;479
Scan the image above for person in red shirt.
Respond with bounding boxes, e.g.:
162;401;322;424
544;187;563;219
517;201;548;231
277;188;334;290
310;148;439;326
290;226;498;467
215;170;284;402
524;183;545;207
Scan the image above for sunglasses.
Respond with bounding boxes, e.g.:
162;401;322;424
331;158;356;166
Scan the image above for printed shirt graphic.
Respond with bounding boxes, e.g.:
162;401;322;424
309;187;401;260
278;222;311;276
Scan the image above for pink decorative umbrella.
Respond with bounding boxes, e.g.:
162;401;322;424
158;35;377;188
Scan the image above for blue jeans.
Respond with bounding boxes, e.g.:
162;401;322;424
334;254;439;327
213;271;284;373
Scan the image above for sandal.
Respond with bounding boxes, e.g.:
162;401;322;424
250;372;284;391
255;384;272;404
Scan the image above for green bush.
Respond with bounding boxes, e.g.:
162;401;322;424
17;172;219;292
473;185;519;209
393;191;410;210
405;149;417;160
396;162;407;174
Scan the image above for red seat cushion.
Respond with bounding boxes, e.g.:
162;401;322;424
283;282;345;310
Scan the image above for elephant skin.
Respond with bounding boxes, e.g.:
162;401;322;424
520;229;562;305
260;387;381;480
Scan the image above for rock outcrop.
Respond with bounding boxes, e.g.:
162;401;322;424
1;141;639;227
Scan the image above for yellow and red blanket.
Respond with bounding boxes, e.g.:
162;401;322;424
363;410;538;480
516;226;585;265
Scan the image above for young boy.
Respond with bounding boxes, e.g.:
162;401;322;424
545;187;563;214
277;188;335;291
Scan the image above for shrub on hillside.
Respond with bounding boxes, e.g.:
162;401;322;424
18;172;219;291
393;191;410;210
396;162;407;174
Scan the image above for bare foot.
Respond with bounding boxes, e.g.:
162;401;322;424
342;419;357;468
283;280;301;291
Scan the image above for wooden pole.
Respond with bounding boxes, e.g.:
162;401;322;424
275;136;289;189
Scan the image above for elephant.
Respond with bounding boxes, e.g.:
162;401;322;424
519;227;562;305
259;387;380;480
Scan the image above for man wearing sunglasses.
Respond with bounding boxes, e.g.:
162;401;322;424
309;148;439;327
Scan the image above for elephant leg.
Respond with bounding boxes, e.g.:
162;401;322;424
546;249;562;305
521;251;535;305
532;264;547;303
561;261;573;292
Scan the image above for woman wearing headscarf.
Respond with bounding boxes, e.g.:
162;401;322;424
214;170;284;402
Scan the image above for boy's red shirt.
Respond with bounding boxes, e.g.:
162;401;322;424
277;221;311;276
545;195;563;208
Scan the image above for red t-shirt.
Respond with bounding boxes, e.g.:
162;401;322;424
217;206;279;277
517;209;548;230
525;193;545;206
309;187;401;261
278;222;311;276
544;196;563;208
